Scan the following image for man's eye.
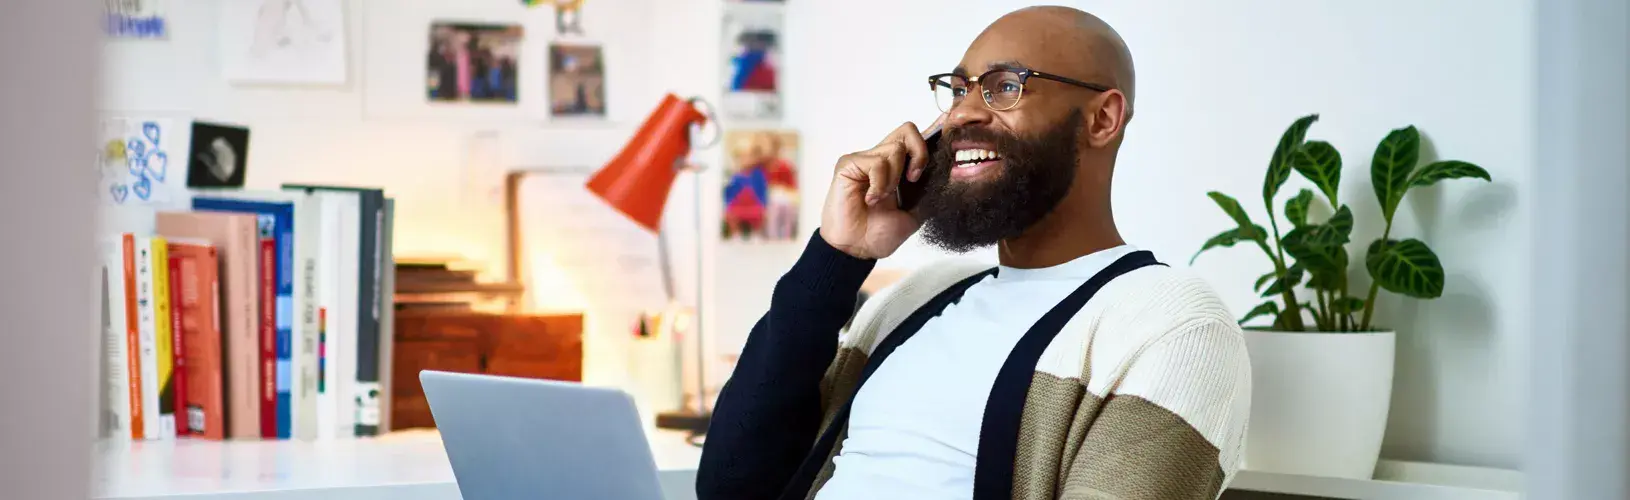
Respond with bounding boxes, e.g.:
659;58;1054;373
998;82;1021;93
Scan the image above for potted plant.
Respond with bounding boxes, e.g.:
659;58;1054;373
1191;114;1490;479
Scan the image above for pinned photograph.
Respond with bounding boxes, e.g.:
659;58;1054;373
427;22;523;104
186;122;251;189
549;43;606;118
721;5;783;120
553;0;586;35
721;130;799;242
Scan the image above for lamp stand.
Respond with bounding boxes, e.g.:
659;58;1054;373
653;162;711;439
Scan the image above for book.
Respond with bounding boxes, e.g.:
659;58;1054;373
132;236;167;440
281;188;359;439
155;211;262;439
282;184;385;437
376;198;396;434
168;239;225;439
100;237;136;440
192;197;292;439
119;234;145;440
166;249;189;436
195;191;322;440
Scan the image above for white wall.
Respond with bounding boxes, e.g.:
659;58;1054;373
786;0;1535;469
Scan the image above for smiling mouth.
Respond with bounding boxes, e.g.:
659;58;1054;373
951;148;1002;179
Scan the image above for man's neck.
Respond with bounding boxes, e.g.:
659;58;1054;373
996;209;1125;269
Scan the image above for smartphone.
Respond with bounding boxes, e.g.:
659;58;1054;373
896;124;941;212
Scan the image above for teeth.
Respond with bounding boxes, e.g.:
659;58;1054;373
955;149;1000;164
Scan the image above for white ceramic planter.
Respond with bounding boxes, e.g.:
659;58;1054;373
1242;329;1396;479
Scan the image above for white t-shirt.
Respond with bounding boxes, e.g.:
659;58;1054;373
814;245;1139;500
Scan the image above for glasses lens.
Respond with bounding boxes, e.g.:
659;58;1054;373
932;75;965;113
983;70;1024;110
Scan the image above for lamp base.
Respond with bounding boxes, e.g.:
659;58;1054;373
655;408;712;435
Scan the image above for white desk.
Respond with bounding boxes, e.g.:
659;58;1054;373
95;428;1523;500
94;428;703;500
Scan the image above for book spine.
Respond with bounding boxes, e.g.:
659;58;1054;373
230;217;260;439
167;250;189;437
122;234;143;440
257;224;277;439
151;238;176;439
135;238;162;440
353;194;382;437
103;239;133;439
275;211;294;439
376;198;395;433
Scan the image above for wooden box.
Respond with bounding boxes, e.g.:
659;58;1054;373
390;310;584;430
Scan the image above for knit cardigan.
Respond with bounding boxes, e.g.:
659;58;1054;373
697;233;1253;500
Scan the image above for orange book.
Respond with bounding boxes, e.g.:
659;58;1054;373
122;234;145;440
156;212;261;439
169;240;224;439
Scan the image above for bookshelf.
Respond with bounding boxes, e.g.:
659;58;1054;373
96;185;400;445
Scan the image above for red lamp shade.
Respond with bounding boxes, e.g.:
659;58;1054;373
586;93;709;233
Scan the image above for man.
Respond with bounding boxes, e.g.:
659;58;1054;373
697;6;1251;500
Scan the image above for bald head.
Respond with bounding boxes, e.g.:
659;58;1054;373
978;6;1136;120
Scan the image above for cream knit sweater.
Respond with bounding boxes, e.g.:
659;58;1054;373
813;259;1254;499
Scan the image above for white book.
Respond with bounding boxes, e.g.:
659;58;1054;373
226;190;323;440
132;236;164;440
101;237;134;440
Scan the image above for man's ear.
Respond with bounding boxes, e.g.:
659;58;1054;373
1085;90;1129;148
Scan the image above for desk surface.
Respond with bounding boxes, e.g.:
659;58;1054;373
94;428;703;500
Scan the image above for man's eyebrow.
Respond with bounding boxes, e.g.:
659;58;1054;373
987;60;1027;71
951;61;1028;76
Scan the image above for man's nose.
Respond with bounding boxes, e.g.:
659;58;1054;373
946;94;995;129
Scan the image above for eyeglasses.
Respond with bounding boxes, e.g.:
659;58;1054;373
928;67;1113;112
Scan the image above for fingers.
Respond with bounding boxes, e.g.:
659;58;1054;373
877;121;931;183
837;145;907;207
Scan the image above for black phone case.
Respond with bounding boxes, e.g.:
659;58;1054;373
896;126;940;212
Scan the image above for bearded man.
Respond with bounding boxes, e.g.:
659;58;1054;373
696;6;1252;500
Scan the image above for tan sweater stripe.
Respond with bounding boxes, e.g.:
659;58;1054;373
1061;394;1226;500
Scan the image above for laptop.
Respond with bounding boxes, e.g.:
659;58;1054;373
420;370;668;500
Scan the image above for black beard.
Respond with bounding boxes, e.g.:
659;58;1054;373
916;109;1085;253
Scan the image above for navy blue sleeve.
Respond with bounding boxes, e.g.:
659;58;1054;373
695;230;876;500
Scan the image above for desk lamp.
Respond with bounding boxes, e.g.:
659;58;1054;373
586;93;716;437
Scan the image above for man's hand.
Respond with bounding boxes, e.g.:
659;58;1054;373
819;119;938;260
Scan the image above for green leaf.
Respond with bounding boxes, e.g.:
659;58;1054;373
1282;205;1354;249
1190;225;1268;264
1365;238;1445;299
1261;265;1306;297
1293;140;1343;204
1207;191;1258;230
1305;271;1339;291
1240;301;1281;326
1371;126;1421;223
1285;189;1314;227
1265;114;1320;203
1409;160;1491;188
1255;270;1276;292
1331;297;1365;314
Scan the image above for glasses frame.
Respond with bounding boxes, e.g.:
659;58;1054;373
928;67;1113;112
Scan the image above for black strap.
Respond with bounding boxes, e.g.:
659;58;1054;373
971;250;1164;500
776;267;998;500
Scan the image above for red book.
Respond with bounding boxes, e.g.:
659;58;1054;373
168;241;227;439
167;253;189;436
258;235;277;439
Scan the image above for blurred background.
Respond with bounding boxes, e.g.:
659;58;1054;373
3;0;1625;499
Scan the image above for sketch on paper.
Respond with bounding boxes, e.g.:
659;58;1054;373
427;22;523;104
220;0;348;85
98;118;180;206
722;130;799;242
721;5;783;121
105;0;168;39
549;44;606;117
